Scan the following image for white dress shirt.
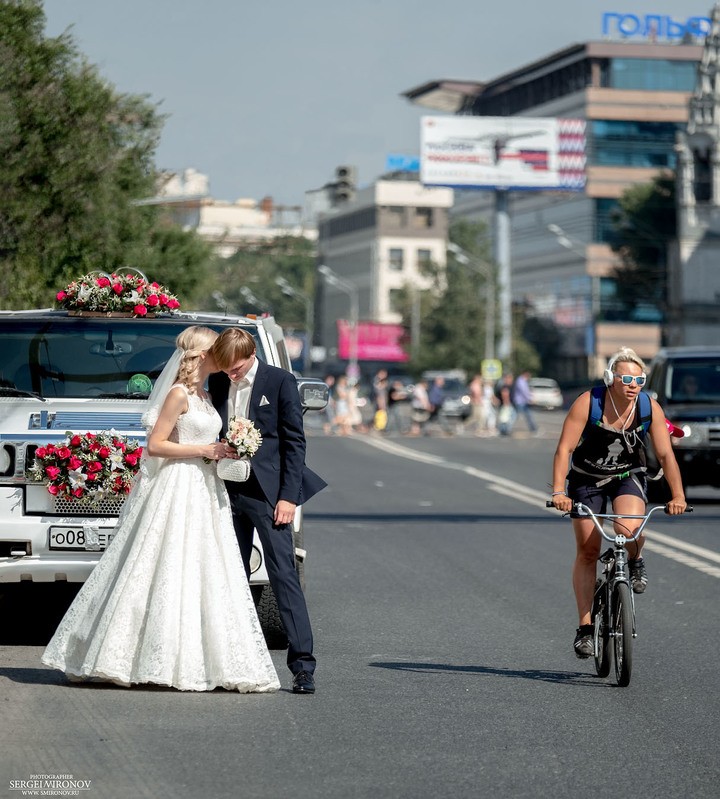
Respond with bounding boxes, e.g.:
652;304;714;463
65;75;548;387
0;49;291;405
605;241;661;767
229;357;259;419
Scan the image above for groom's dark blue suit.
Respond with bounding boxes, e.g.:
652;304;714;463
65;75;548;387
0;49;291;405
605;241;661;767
209;360;326;676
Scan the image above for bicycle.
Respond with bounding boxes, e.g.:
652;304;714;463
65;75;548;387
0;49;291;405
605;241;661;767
547;501;692;687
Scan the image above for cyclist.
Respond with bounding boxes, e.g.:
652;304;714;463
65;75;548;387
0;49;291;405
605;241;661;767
550;347;686;658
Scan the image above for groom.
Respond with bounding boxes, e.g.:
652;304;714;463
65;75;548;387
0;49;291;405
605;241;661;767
209;328;326;694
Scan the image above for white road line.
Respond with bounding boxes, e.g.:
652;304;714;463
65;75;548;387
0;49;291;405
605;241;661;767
359;435;720;580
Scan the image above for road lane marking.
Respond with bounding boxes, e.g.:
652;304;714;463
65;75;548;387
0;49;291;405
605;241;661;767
359;435;720;580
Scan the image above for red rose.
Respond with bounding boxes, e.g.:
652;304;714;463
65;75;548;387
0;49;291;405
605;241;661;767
47;484;60;495
86;432;96;439
151;282;160;289
158;294;169;305
98;446;111;458
72;488;84;498
146;294;160;307
167;298;180;310
56;291;67;301
134;305;148;316
55;447;71;459
90;441;101;452
35;447;47;459
87;461;103;473
125;453;139;466
46;444;56;453
68;456;83;470
86;472;98;481
45;466;61;479
70;435;82;446
96;277;111;288
112;283;124;295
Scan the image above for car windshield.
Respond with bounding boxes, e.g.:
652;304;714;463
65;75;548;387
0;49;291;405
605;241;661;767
442;378;467;395
0;318;264;400
666;360;720;403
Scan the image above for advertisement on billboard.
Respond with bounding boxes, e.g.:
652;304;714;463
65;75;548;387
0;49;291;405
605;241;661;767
337;321;409;362
421;116;586;191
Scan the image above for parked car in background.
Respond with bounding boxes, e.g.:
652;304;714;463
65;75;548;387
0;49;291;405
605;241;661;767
528;377;564;410
422;370;471;421
645;346;720;492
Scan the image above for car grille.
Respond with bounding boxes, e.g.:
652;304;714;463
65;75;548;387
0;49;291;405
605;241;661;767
53;496;126;516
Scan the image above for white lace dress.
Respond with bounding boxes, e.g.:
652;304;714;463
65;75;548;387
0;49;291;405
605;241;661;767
41;389;280;693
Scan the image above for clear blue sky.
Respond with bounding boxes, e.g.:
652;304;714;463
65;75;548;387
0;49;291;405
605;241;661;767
43;1;704;205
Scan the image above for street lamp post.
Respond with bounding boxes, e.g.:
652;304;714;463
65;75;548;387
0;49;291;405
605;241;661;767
317;264;359;381
275;276;314;374
547;223;598;377
447;242;496;362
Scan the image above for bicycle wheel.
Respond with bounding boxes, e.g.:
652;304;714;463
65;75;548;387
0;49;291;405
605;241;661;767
613;582;634;687
592;582;611;678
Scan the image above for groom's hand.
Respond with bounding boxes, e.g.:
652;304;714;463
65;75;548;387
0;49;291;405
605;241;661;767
274;500;296;527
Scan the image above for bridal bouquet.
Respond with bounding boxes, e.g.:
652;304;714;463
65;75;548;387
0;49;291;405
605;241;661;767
216;416;262;482
27;430;143;503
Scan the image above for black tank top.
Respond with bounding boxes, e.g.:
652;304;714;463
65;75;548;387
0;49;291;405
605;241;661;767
571;404;646;478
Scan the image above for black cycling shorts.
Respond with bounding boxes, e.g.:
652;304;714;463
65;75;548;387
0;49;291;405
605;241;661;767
567;472;647;518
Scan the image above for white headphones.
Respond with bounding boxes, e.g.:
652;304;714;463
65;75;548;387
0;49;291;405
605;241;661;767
603;354;618;387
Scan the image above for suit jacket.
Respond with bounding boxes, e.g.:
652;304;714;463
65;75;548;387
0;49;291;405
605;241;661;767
208;361;327;505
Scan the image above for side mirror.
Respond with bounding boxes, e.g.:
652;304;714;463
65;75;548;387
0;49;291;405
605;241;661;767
296;378;329;411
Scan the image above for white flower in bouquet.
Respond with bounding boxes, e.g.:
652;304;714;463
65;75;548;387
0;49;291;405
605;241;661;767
226;416;263;458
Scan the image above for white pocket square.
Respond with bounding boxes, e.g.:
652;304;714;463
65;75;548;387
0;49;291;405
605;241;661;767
259;395;270;406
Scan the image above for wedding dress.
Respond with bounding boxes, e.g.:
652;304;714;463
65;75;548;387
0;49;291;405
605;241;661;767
42;388;280;693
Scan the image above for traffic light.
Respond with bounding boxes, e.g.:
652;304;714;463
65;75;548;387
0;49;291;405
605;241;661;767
333;165;356;205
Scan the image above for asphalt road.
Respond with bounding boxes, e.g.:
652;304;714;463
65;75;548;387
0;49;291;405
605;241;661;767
1;417;718;799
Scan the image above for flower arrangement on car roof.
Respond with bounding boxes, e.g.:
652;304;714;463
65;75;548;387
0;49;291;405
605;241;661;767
27;431;144;503
55;270;181;317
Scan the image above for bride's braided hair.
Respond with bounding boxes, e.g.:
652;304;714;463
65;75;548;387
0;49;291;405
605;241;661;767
175;326;218;394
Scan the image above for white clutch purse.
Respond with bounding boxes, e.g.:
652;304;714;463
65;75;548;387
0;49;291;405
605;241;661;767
216;457;251;482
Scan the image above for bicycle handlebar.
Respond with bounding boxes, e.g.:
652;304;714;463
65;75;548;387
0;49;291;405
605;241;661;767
545;501;693;544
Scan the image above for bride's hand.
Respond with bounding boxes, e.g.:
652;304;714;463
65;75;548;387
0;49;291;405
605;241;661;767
204;443;230;460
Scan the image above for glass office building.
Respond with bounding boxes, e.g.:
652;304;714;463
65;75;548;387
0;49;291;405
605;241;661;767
405;40;702;381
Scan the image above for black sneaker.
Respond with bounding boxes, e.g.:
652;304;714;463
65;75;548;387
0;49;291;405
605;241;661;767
629;558;648;594
573;625;594;659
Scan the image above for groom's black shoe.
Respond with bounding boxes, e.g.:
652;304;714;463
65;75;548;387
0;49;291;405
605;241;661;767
292;671;315;694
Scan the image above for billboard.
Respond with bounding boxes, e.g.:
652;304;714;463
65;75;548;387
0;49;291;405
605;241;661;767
337;321;409;362
421;116;586;191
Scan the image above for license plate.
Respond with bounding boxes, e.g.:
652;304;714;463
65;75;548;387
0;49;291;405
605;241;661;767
49;526;115;551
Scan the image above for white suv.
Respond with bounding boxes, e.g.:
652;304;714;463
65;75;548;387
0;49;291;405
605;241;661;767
0;309;327;646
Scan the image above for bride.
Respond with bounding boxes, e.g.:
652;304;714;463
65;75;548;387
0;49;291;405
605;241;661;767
41;326;280;693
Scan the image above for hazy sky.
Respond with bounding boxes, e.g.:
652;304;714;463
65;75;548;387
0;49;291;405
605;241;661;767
43;1;704;205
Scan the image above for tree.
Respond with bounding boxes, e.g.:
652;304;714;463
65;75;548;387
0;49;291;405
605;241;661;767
0;1;213;308
395;219;497;376
609;172;676;316
196;236;317;325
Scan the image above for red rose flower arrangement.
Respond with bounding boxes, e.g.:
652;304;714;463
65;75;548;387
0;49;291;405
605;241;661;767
55;271;180;317
27;431;143;503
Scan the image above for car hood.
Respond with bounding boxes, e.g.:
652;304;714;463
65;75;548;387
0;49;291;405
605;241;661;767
665;403;720;423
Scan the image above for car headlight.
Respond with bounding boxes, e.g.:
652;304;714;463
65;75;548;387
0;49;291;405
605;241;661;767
672;424;709;447
0;444;14;476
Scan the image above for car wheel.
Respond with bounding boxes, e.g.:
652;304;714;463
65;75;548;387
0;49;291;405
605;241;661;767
255;585;289;649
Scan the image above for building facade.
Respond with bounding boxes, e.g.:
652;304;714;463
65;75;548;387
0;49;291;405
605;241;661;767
316;177;453;366
405;38;703;382
155;169;314;258
672;5;720;345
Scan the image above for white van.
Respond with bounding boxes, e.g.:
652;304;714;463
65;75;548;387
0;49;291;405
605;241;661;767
0;309;327;646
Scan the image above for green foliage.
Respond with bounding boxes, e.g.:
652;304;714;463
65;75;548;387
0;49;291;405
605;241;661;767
196;236;316;325
0;1;212;309
610;172;675;311
396;219;497;376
